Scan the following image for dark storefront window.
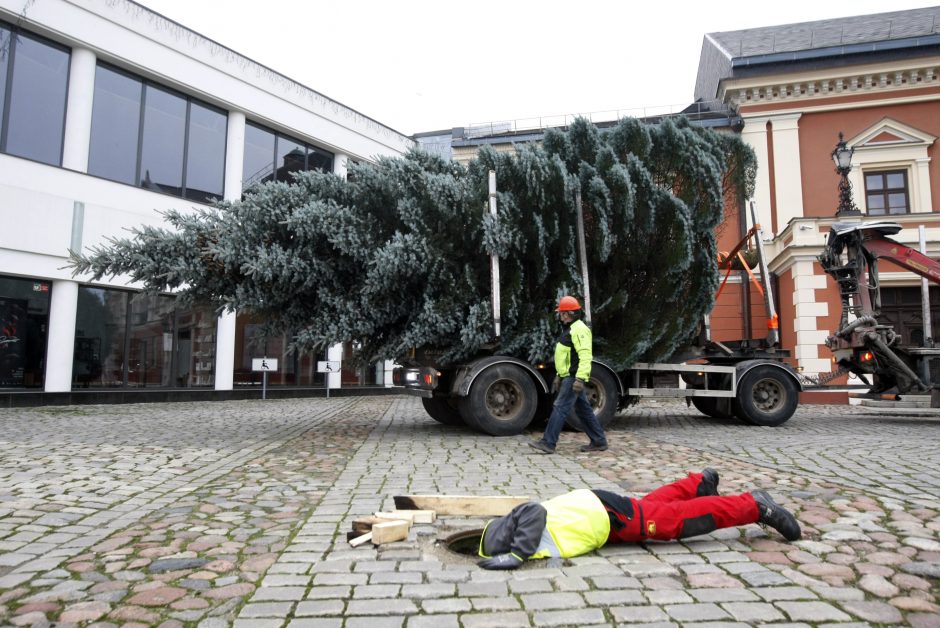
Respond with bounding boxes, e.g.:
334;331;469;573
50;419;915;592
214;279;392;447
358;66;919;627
88;63;226;202
0;276;50;388
233;313;324;386
73;286;216;388
0;22;70;166
241;121;334;191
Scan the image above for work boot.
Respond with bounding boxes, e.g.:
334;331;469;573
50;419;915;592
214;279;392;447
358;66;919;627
579;441;608;452
527;439;555;454
697;468;720;497
752;490;801;541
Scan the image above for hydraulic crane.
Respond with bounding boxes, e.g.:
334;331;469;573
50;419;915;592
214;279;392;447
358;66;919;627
818;221;939;395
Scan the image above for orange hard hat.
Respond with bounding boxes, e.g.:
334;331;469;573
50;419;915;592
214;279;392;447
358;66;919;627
555;296;581;312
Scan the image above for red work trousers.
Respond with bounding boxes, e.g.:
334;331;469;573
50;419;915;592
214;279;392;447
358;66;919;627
606;472;760;543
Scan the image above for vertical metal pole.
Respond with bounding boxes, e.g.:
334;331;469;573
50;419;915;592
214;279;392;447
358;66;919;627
919;225;933;383
488;171;501;338
262;370;268;400
575;189;592;324
750;202;778;346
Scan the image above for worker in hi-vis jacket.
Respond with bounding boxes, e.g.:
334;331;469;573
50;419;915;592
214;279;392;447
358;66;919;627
477;469;801;569
528;295;607;454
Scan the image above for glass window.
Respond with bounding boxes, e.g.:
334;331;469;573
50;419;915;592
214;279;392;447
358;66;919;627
233;313;325;386
0;275;51;389
275;135;305;182
864;170;909;216
0;25;9;127
123;292;215;388
139;85;186;195
4;30;69;165
243;123;275;189
88;66;142;185
87;62;226;202
185;102;226;202
308;145;334;173
242;121;335;191
74;287;129;388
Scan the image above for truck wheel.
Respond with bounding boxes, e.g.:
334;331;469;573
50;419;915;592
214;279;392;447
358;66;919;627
421;396;465;426
690;397;734;419
565;368;618;431
733;365;798;426
459;364;537;436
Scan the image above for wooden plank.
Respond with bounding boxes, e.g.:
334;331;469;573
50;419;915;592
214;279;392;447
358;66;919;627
374;511;415;523
371;520;409;544
393;495;531;516
351;516;388;533
403;509;436;524
348;531;373;547
372;510;435;524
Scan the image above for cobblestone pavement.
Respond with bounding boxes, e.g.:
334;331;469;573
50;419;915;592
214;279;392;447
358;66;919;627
0;396;936;627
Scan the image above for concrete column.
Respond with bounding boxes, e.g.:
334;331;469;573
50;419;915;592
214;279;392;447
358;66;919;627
325;153;350;391
740;117;773;231
214;110;246;390
383;359;396;387
333;152;348;178
44;280;79;392
61;48;97;172
327;344;343;390
769;113;804;228
223;111;246;200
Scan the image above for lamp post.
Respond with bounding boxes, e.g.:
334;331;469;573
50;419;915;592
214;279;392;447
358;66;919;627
832;132;861;217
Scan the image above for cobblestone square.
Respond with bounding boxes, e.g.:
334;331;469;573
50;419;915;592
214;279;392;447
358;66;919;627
0;396;937;626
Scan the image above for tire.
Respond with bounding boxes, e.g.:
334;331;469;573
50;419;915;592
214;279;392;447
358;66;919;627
459;364;538;436
421;396;465;426
565;368;619;431
690;396;734;419
733;365;798;427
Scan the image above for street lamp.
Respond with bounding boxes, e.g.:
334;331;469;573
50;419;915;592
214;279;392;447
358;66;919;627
832;132;861;217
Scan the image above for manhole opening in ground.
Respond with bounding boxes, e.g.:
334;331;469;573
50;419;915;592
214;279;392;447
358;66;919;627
442;528;483;556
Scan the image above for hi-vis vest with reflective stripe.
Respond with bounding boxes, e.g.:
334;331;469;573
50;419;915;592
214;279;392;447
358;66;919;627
531;489;610;559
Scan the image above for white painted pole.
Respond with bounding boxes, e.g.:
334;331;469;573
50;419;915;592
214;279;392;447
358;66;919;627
488;170;501;338
919;225;933;383
575;189;592;324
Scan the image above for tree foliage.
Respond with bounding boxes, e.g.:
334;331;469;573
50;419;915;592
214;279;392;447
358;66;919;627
71;116;756;369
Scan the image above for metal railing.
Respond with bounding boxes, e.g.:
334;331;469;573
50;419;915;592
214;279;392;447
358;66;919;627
463;100;730;138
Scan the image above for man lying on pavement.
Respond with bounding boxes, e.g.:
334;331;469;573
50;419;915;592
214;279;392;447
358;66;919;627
477;468;801;569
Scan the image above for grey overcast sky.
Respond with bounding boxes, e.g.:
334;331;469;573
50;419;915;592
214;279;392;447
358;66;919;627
137;0;939;136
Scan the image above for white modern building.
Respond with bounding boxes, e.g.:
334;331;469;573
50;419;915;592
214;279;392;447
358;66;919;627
0;0;414;400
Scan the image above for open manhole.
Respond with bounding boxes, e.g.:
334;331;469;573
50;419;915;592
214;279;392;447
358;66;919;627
442;528;483;556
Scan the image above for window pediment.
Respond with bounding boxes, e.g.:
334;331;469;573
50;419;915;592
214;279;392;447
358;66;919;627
848;118;936;151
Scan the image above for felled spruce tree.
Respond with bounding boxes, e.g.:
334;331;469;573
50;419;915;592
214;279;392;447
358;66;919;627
72;117;755;369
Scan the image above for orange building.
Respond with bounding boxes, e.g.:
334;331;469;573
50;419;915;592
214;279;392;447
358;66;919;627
696;7;940;399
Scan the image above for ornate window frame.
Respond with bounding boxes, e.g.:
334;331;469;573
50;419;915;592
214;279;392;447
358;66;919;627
846;118;935;214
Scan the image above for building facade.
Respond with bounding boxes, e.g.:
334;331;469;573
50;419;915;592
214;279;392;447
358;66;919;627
696;6;940;394
0;0;413;395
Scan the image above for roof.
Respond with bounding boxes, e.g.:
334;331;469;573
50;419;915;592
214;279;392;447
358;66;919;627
695;6;940;101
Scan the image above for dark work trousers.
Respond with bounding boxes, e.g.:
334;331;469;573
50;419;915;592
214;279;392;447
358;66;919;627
606;472;760;542
541;376;607;449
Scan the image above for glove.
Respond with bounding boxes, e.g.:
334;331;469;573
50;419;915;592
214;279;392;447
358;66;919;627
572;378;585;393
477;552;524;570
551;376;560;394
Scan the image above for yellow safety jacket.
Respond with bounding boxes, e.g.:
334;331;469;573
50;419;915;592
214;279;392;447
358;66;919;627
531;489;611;559
479;489;611;560
554;318;593;382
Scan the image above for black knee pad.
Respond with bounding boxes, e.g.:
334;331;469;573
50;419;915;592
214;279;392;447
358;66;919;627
679;514;716;538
